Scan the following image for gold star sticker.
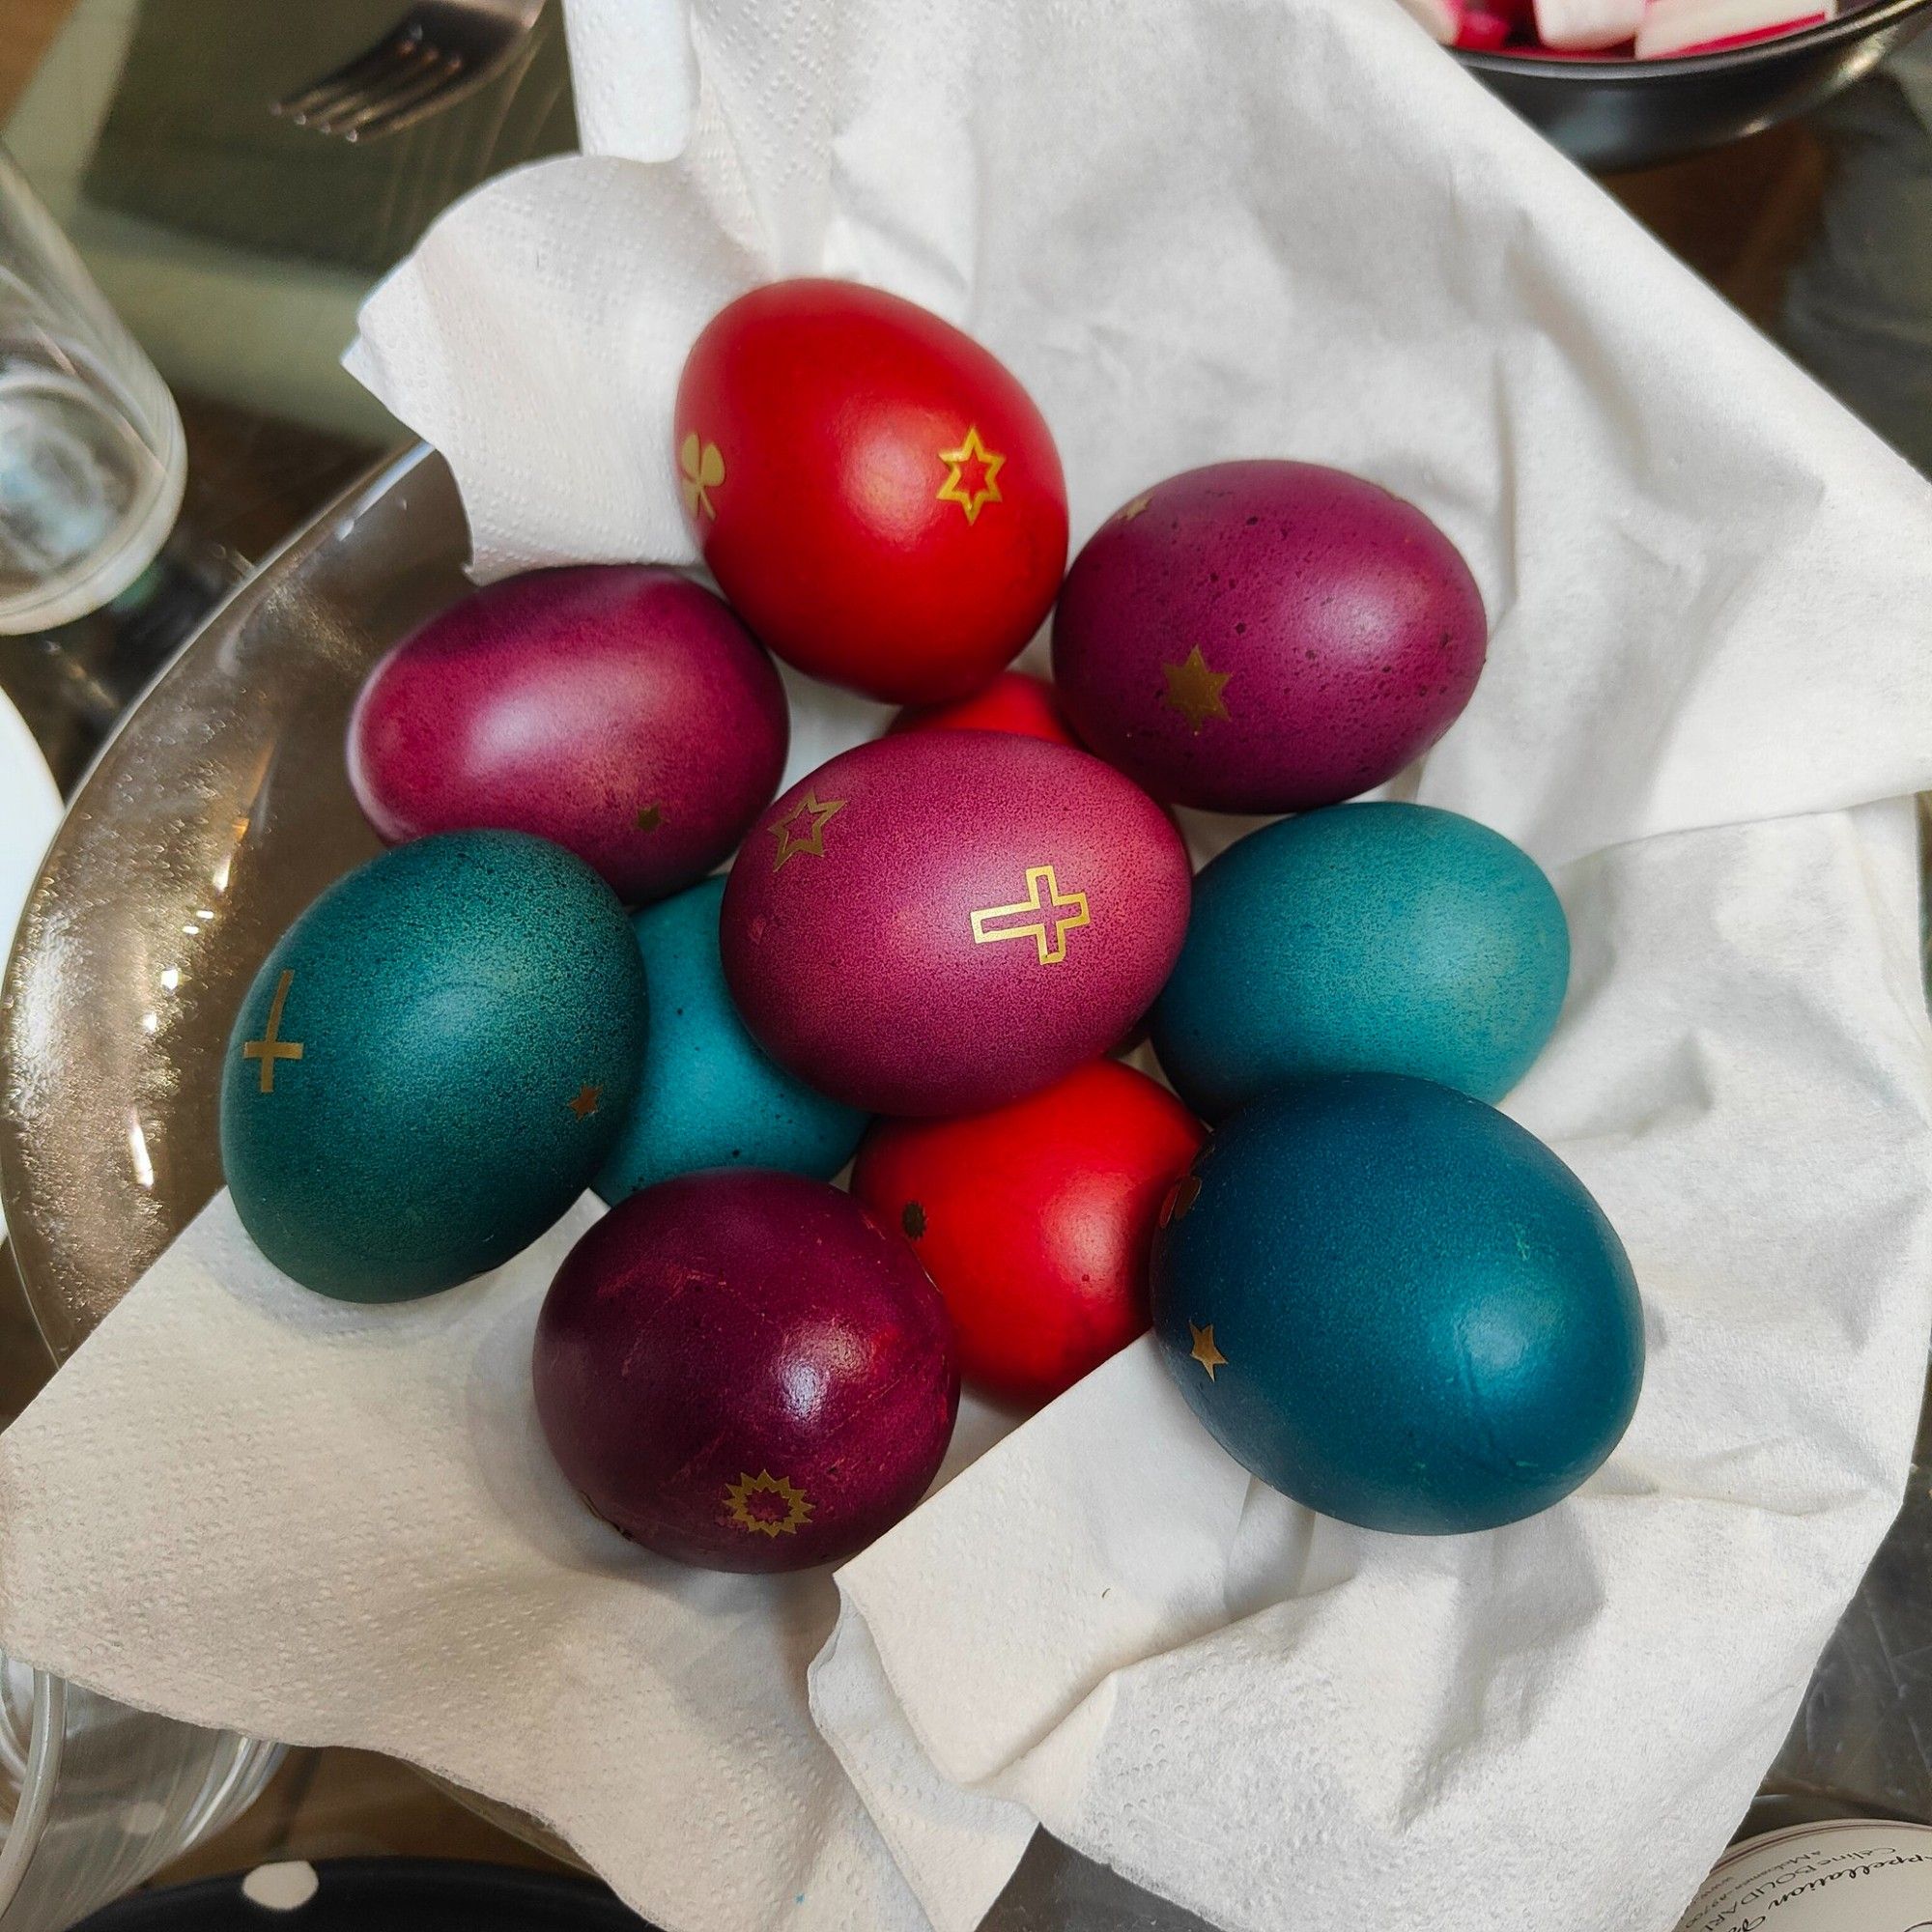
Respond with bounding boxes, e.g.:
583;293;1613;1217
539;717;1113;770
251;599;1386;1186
1188;1321;1228;1380
936;425;1005;526
636;803;664;833
724;1470;814;1537
567;1084;603;1120
1119;492;1153;522
680;433;724;519
1162;645;1233;733
768;790;845;870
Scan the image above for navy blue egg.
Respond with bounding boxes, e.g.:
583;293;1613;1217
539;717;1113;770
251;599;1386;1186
1150;1073;1642;1534
593;876;868;1203
221;830;648;1302
1151;803;1569;1118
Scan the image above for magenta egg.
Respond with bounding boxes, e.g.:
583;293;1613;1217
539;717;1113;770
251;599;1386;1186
531;1170;957;1572
348;565;789;903
720;731;1191;1116
1051;462;1488;813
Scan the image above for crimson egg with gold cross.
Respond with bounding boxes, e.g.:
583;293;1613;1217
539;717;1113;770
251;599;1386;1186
722;728;1192;1117
674;277;1069;703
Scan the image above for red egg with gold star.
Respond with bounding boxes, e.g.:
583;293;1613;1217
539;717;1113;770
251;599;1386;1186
673;280;1068;704
720;730;1191;1117
852;1059;1204;1407
889;669;1080;748
531;1169;958;1572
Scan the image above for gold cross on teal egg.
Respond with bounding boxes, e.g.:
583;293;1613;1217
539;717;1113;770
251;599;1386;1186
220;830;648;1302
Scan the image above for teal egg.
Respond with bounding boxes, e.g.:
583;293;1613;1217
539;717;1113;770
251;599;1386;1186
1151;1074;1643;1534
594;876;868;1203
220;830;648;1302
1151;803;1569;1118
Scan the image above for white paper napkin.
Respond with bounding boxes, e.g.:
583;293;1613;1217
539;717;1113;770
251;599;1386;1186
3;4;1932;1932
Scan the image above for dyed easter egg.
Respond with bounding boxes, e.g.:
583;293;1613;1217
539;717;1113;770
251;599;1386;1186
594;876;868;1203
1052;462;1488;811
532;1169;958;1571
348;566;788;904
852;1060;1203;1407
720;731;1191;1116
889;669;1080;748
221;831;648;1302
1153;804;1569;1117
674;279;1068;704
1151;1074;1642;1534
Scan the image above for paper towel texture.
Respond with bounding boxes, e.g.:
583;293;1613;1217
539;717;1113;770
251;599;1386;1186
3;3;1932;1931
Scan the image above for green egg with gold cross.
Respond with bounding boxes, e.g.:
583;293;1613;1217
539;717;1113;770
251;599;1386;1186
220;830;649;1303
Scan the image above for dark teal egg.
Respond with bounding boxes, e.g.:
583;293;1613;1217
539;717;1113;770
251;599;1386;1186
220;830;648;1302
593;877;868;1203
1151;803;1569;1118
1151;1074;1642;1534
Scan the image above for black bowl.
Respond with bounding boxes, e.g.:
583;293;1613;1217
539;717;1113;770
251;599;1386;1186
1457;0;1932;170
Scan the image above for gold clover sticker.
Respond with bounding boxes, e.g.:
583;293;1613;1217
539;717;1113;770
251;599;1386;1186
681;433;724;519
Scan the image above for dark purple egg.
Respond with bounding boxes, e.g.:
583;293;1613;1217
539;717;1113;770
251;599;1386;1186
532;1170;958;1572
1052;462;1488;813
719;731;1191;1117
349;565;788;904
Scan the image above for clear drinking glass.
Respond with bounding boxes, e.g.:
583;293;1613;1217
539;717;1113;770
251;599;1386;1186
0;144;185;635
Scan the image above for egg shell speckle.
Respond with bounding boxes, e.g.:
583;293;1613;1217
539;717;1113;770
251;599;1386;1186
220;830;648;1302
1052;461;1488;812
594;876;868;1203
719;731;1192;1116
1152;803;1570;1116
1151;1073;1643;1534
532;1169;958;1572
348;566;788;904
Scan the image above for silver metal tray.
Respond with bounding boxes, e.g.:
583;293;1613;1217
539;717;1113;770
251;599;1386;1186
1;446;1925;1916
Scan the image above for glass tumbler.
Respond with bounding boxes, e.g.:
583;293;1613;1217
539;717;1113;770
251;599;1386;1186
0;145;185;635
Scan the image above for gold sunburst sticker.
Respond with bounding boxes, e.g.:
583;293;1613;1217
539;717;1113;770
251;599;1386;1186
724;1470;813;1537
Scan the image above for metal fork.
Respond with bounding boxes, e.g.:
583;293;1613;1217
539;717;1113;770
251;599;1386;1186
271;0;548;143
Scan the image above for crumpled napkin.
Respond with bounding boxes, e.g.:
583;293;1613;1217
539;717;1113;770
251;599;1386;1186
3;4;1932;1932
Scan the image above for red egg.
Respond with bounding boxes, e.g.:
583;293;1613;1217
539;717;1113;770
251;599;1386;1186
674;280;1068;704
721;731;1191;1117
852;1061;1205;1407
889;669;1081;748
1052;462;1488;812
532;1170;958;1573
349;566;788;904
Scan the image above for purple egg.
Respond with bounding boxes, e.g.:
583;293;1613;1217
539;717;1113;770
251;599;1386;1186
1052;462;1488;812
720;731;1191;1117
532;1170;958;1572
349;565;789;903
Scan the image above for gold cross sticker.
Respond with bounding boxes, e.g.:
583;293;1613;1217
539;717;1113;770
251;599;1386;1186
970;865;1091;965
242;968;304;1094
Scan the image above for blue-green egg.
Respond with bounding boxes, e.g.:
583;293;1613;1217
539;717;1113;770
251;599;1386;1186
220;830;648;1302
1151;803;1569;1117
594;876;867;1203
1151;1073;1642;1535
